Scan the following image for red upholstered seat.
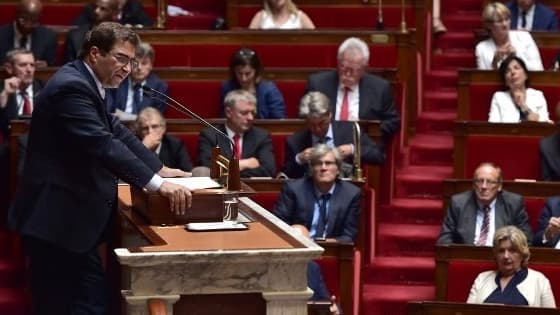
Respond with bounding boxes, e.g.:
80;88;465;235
524;197;546;232
250;192;279;212
171;133;199;166
464;136;540;180
166;81;222;119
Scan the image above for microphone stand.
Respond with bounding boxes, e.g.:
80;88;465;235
142;86;241;191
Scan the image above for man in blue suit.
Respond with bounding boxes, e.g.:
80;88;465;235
8;22;192;315
534;196;560;248
107;41;168;117
508;0;558;31
274;144;361;244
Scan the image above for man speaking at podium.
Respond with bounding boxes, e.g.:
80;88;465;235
8;22;192;315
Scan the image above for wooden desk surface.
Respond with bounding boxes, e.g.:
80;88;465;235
118;184;299;253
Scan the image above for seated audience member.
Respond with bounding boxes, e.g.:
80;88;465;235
249;0;315;29
274;144;361;243
107;42;167;118
467;225;556;307
198;90;275;178
135;107;192;172
533;196;560;247
0;49;42;139
306;37;400;142
280;91;385;179
74;0;153;28
292;224;341;315
64;0;119;63
432;0;447;34
437;162;532;245
488;56;550;123
476;2;543;71
507;0;558;31
0;0;56;67
540;120;560;181
220;48;285;119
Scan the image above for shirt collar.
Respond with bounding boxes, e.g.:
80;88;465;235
82;61;106;99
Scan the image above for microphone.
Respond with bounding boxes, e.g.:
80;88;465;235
141;85;236;157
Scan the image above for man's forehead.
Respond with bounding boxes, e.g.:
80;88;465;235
474;166;498;179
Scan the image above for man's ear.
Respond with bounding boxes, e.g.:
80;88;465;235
3;61;13;75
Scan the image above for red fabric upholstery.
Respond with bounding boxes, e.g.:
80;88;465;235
250;192;279;212
171;133;199;165
271;133;290;173
166;81;222;118
464;136;540;180
315;256;340;300
525;197;546;232
467;85;560;121
235;6;415;29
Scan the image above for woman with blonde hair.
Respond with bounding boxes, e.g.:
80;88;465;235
249;0;315;29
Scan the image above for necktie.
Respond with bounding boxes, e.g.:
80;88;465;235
339;87;350;121
19;36;28;49
315;193;331;239
521;11;527;29
477;206;491;246
132;83;142;113
21;91;32;115
233;134;242;159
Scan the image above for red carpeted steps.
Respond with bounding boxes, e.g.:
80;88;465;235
361;1;481;314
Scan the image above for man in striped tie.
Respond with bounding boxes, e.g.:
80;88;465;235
436;162;533;245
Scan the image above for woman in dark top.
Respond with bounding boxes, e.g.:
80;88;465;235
220;48;286;119
466;225;555;307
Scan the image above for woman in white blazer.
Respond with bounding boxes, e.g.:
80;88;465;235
488;56;550;123
467;226;556;307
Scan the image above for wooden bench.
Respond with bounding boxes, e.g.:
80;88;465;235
225;0;419;30
442;179;560;236
457;70;560;121
408;300;559;315
435;244;560;304
452;121;557;180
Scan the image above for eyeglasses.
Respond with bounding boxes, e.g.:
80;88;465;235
111;52;139;69
312;160;337;167
17;15;39;26
492;17;510;25
473;178;500;187
140;124;163;132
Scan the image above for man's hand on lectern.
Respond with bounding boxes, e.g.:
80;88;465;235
159;181;192;215
158;165;192;178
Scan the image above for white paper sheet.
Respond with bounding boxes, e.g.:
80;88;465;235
163;177;221;190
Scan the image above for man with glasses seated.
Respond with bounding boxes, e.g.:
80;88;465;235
305;37;400;143
437;162;532;245
279;91;385;179
0;0;57;67
107;42;167;119
274;144;361;244
135;107;192;172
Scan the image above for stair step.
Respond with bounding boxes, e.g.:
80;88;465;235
377;223;441;256
395;165;452;198
362;284;435;315
416;111;457;134
408;134;453;165
432;51;476;69
434;32;476;51
366;256;435;284
380;198;443;224
443;0;482;13
423;90;458;111
423;70;458;90
444;16;482;32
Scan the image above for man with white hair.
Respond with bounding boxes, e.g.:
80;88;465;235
306;37;400;141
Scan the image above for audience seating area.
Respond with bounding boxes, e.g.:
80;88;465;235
407;300;559;315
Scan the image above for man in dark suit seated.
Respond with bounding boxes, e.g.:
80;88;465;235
437;162;533;245
135;107;192;172
306;37;400;142
0;48;43;139
0;0;57;67
63;0;119;64
274;144;361;243
280;91;385;179
507;0;558;31
197;89;276;178
107;41;167;118
73;0;153;28
533;196;560;248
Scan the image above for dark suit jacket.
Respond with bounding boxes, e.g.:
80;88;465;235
158;134;192;171
274;177;361;243
8;60;163;253
508;2;558;31
73;1;154;27
0;23;57;66
220;80;286;119
436;190;533;245
197;124;275;177
0;79;43;139
306;70;400;141
63;25;90;64
534;196;560;247
540;132;560;181
106;74;168;114
281;121;385;178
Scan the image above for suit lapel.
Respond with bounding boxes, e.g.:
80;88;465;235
73;61;111;129
494;194;506;229
241;128;256;159
218;124;233;158
325;181;341;236
304;179;317;229
465;195;479;244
